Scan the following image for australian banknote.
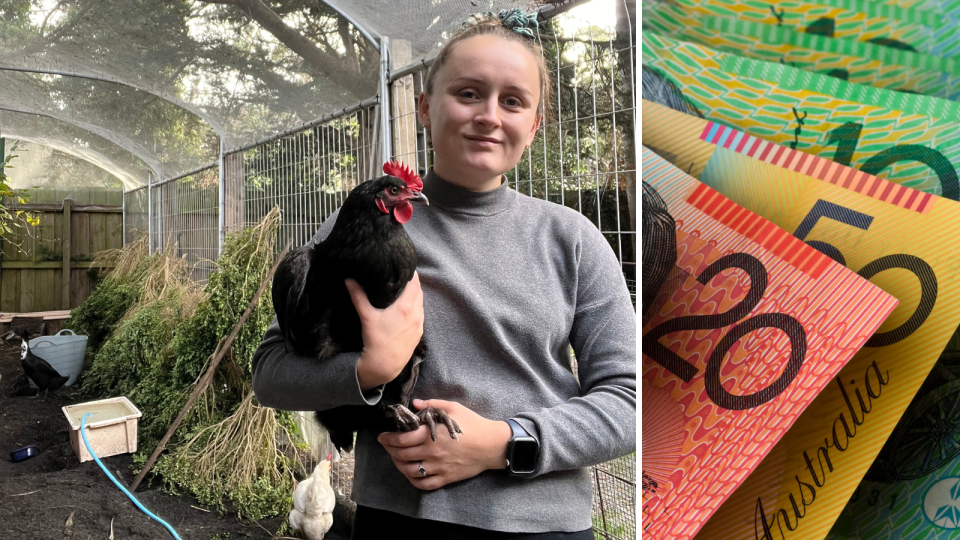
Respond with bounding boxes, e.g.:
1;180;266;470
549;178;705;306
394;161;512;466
641;146;898;538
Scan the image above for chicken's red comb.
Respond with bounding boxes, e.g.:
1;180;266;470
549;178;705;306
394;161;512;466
325;452;332;461
383;160;423;191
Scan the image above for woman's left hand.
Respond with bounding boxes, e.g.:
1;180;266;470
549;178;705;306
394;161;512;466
378;398;512;490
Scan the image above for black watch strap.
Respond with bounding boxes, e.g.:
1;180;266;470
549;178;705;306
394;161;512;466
506;418;527;439
505;419;538;476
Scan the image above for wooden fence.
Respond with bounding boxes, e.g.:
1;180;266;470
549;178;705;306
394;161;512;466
0;199;123;312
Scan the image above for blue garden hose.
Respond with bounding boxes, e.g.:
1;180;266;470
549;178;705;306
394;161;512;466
80;412;182;540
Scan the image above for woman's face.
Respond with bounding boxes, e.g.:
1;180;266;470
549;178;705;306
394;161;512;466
418;35;542;192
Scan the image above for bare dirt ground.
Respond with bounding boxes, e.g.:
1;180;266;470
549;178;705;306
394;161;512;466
0;341;353;540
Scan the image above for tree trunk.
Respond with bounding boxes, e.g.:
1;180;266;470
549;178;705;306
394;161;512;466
201;0;370;96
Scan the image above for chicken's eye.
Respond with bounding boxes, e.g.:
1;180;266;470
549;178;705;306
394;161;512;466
390;186;400;195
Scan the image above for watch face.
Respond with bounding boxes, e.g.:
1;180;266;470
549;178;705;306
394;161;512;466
511;438;538;473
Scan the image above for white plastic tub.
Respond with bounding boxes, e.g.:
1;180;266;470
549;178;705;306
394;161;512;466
62;397;142;463
29;329;88;387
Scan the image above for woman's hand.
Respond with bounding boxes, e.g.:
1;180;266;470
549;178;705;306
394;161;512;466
348;272;424;391
379;399;513;490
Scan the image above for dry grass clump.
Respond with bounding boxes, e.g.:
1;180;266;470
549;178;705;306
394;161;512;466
155;390;304;520
79;241;204;400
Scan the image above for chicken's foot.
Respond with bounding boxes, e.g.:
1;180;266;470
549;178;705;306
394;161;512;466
388;404;420;432
387;405;463;442
417;407;463;442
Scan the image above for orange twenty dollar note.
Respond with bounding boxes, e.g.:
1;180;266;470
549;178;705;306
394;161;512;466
641;147;898;539
644;98;960;539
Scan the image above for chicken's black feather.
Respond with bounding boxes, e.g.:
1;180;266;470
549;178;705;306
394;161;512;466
272;175;431;453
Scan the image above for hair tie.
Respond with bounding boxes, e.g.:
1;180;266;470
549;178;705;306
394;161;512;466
459;9;538;38
498;9;538;38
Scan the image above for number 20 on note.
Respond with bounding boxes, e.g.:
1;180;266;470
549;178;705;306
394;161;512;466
644;253;808;411
645;200;937;411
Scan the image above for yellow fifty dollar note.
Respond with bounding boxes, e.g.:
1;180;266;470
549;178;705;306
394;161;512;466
643;99;960;539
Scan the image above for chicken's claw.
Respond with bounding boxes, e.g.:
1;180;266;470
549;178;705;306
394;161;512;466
388;404;420;432
417;407;463;442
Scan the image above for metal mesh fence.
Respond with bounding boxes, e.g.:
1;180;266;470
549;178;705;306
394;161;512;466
150;166;220;283
223;102;382;250
593;454;637;540
123;186;149;245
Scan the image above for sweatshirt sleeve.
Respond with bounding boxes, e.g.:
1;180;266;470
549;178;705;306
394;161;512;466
512;216;637;476
251;209;386;411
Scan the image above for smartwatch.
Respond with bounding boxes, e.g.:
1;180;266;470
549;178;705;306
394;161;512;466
505;419;539;476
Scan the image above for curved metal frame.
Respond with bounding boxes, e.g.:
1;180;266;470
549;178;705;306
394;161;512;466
0;105;162;178
0;64;227;138
321;1;381;52
2;131;141;189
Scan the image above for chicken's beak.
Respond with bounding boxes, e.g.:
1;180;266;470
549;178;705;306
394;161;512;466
409;191;429;205
2;332;14;341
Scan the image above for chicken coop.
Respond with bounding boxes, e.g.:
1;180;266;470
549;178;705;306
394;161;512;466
0;0;635;538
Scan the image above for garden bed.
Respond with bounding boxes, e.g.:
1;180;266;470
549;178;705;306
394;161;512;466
0;340;315;539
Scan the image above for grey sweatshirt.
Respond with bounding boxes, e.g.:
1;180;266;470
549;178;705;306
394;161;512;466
251;171;637;533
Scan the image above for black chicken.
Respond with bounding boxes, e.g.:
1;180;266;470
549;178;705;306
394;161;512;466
272;161;462;453
4;327;68;400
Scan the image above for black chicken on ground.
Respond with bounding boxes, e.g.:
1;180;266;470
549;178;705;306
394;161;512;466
4;326;68;400
272;161;462;453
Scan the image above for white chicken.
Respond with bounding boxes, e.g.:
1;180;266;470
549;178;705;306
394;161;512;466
289;453;336;540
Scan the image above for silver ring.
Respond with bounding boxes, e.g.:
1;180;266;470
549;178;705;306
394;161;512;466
418;462;427;477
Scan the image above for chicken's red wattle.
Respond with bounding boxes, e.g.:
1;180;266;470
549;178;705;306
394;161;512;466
394;201;414;224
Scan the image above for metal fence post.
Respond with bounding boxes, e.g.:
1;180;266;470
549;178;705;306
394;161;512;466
219;137;226;254
379;36;392;163
147;172;153;254
122;189;127;245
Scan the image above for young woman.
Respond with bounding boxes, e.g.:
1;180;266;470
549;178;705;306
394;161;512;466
252;12;636;540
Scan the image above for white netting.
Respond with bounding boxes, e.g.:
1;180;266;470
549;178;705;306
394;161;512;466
327;0;558;61
0;0;389;186
0;0;568;189
1;140;118;189
1;110;152;189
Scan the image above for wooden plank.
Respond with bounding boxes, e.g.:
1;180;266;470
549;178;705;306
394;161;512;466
37;269;57;311
5;203;122;212
0;261;114;269
106;213;123;250
63;200;72;310
3;261;59;269
0;309;71;320
72;210;90;260
1;217;19;261
21;215;36;263
70;268;87;309
53;212;63;261
19;268;35;313
1;268;20;312
90;212;107;255
37;212;59;263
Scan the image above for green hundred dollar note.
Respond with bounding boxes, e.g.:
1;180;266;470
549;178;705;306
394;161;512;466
641;30;960;200
658;0;960;59
643;3;960;100
642;99;960;540
827;350;960;538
